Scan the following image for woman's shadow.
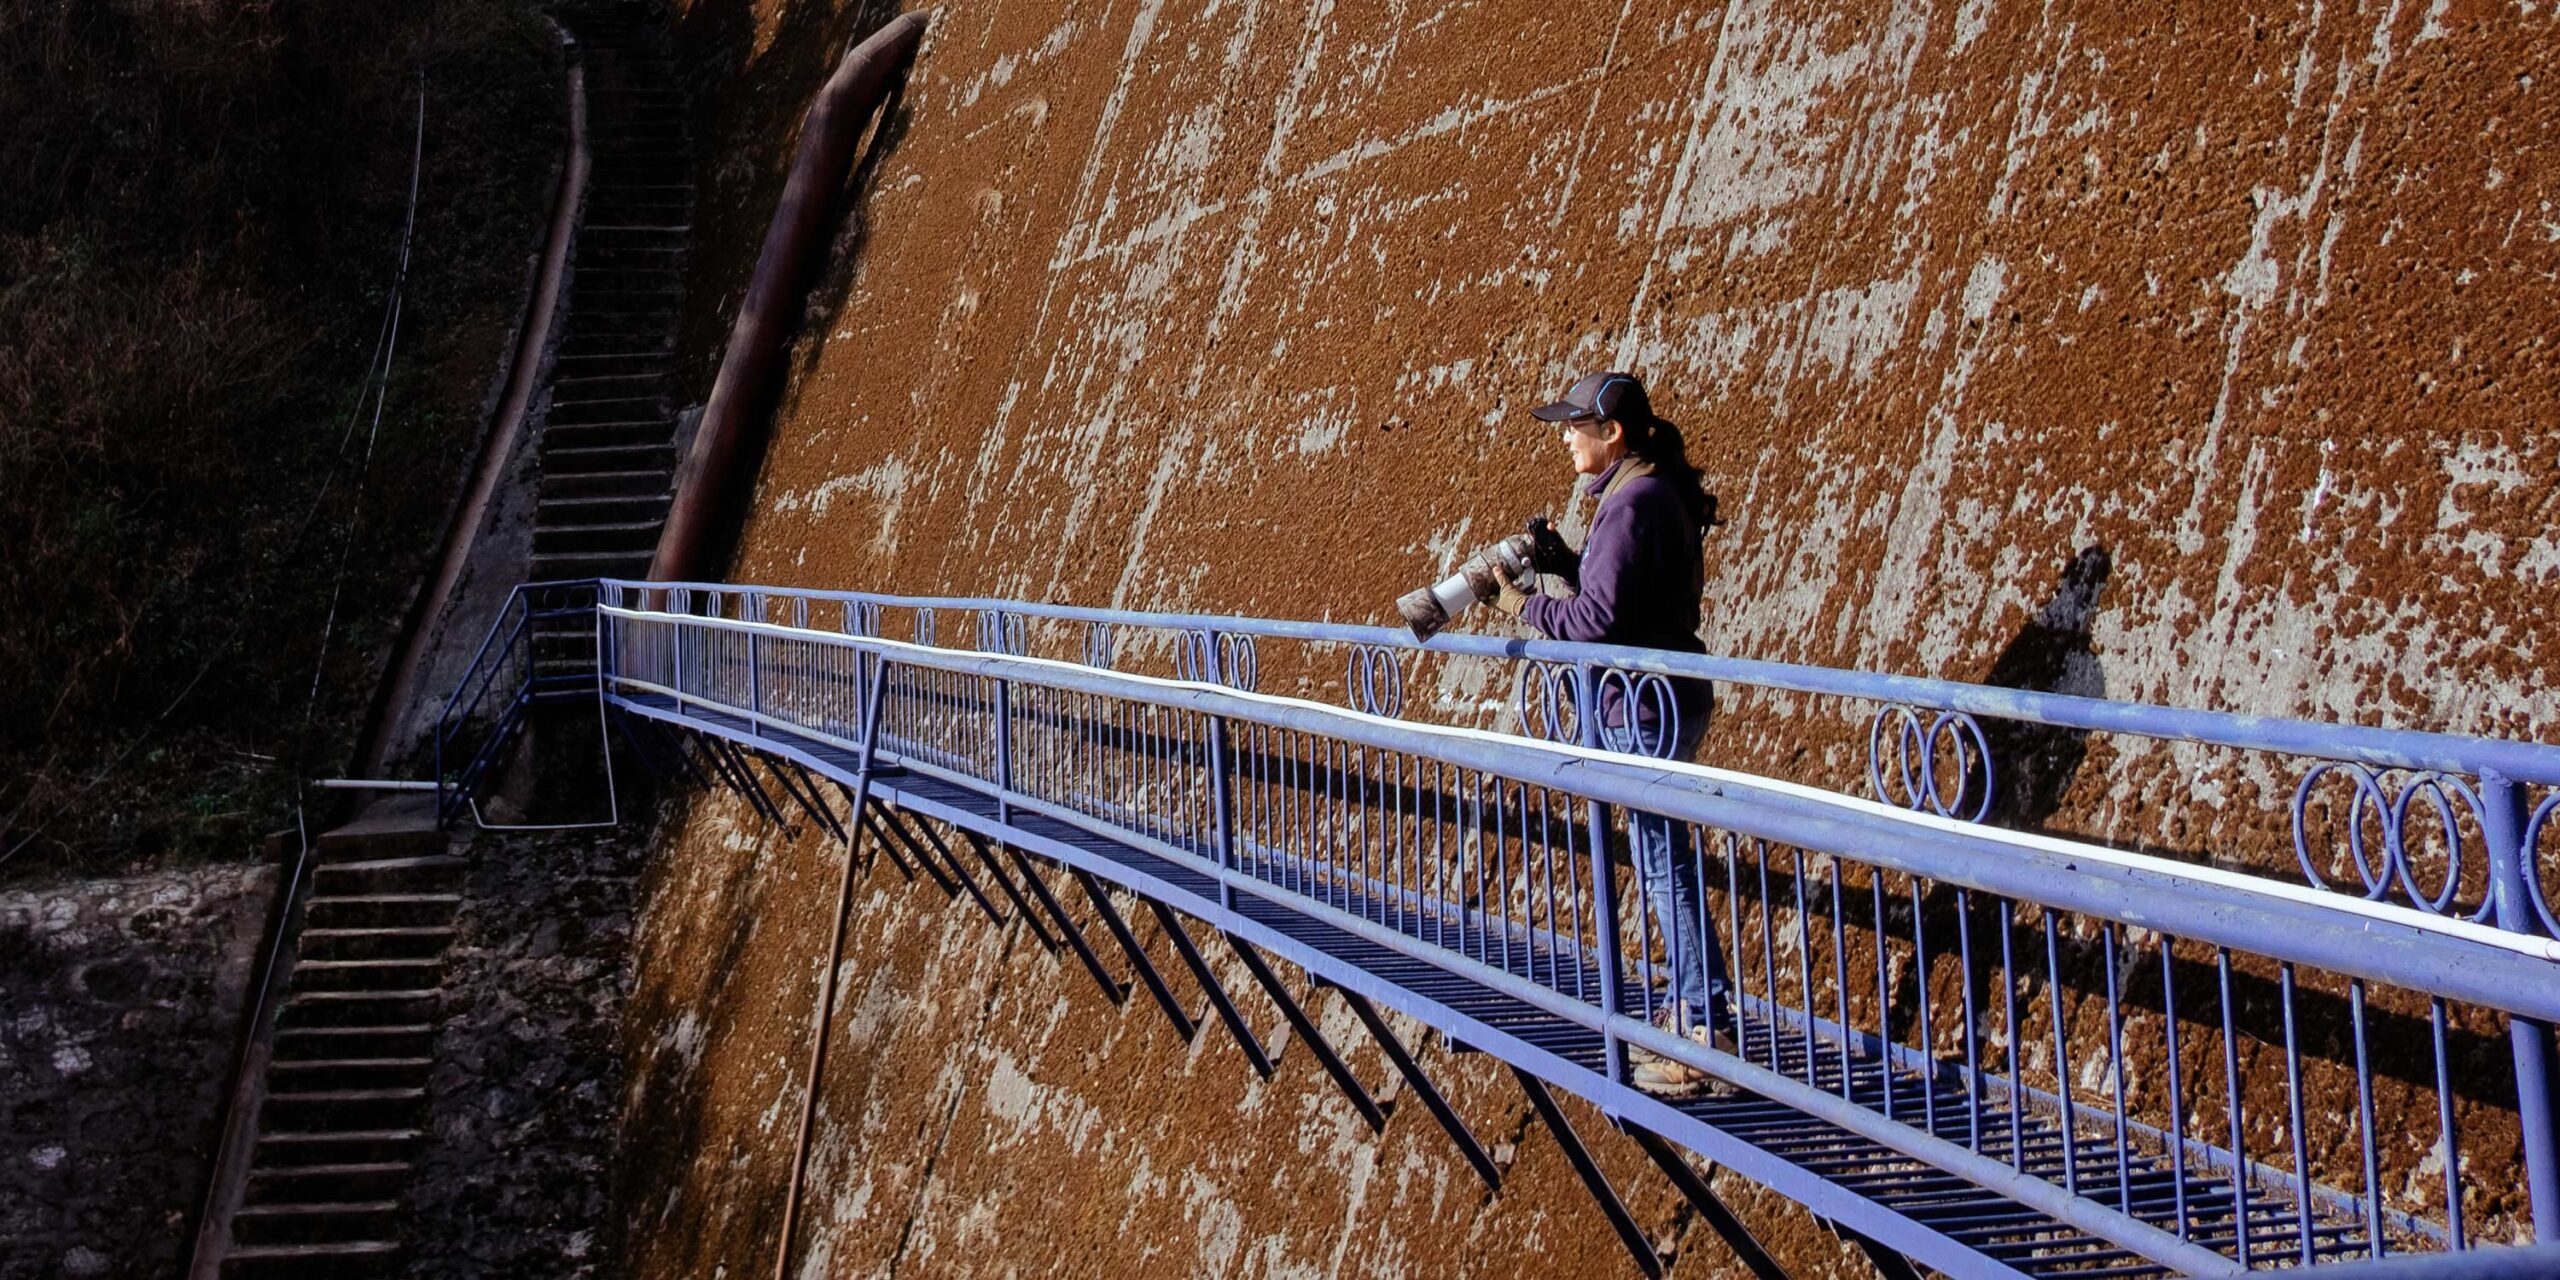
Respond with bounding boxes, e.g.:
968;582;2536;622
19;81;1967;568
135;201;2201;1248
1978;545;2111;833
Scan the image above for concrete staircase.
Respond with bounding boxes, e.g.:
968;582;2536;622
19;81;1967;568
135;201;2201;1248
215;801;457;1279
532;12;693;588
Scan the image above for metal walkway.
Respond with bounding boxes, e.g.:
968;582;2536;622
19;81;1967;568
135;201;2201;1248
443;578;2560;1278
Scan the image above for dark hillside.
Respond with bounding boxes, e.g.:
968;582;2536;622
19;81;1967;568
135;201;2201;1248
0;0;562;875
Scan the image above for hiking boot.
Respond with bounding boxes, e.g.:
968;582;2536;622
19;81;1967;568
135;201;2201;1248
1630;1021;1739;1098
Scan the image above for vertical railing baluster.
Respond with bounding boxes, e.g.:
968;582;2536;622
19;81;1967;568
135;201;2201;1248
2162;936;2188;1240
1914;879;1936;1134
2433;996;2466;1250
1207;708;1236;912
1957;888;1981;1152
2046;910;2076;1197
2280;962;2313;1265
2480;769;2560;1237
1757;843;1780;1072
1794;849;1815;1088
2003;901;2023;1172
2104;924;2130;1213
1873;869;1893;1121
994;674;1013;827
1832;858;1852;1102
1574;665;1626;1081
2350;979;2382;1258
2219;946;2249;1266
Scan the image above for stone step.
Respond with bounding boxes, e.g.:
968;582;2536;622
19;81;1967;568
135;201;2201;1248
312;805;445;862
288;957;444;994
230;1199;403;1246
261;1087;429;1131
272;1023;437;1062
278;989;439;1029
267;1057;434;1093
298;926;454;962
314;855;466;897
584;221;690;239
552;370;670;396
541;467;672;500
220;1237;403;1279
544;421;670;452
559;333;672;360
244;1160;414;1207
253;1127;424;1168
531;549;654;581
550;395;666;425
576;249;686;275
302;894;460;929
550;350;666;379
535;519;663;555
588;179;693;197
537;491;672;524
587;207;692;230
542;440;677;472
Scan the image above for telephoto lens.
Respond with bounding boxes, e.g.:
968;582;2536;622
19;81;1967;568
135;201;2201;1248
1396;533;1538;641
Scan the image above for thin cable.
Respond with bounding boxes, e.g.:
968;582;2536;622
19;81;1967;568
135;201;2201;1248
293;73;427;804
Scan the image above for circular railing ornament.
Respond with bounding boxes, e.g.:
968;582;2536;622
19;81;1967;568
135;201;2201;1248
975;608;1026;656
790;596;810;630
2291;765;2493;921
1594;668;1682;760
1218;633;1259;691
1866;705;1993;823
913;606;937;646
1082;621;1117;670
841;600;882;638
2525;792;2560;936
1512;662;1582;745
1343;644;1406;718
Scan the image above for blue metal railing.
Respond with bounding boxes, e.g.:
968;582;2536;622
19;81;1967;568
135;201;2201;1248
583;578;2560;1277
432;578;600;824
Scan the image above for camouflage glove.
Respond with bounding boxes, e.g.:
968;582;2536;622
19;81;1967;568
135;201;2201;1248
1492;581;1533;618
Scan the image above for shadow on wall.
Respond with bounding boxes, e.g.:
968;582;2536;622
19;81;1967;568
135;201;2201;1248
669;0;911;402
1979;545;2111;833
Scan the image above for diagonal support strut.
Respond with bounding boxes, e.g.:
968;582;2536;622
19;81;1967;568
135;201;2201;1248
1225;936;1385;1130
1331;984;1501;1190
1622;1122;1790;1280
1009;847;1127;1004
953;830;1059;951
1514;1068;1662;1280
1074;869;1198;1041
1145;901;1273;1077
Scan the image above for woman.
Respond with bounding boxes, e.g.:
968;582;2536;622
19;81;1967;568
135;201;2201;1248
1493;370;1734;1097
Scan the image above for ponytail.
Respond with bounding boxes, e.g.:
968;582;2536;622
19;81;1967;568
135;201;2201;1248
1625;414;1711;540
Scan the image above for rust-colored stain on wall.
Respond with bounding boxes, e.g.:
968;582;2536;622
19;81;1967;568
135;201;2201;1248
619;0;2560;1275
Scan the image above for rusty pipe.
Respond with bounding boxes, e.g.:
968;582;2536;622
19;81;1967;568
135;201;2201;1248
649;10;930;584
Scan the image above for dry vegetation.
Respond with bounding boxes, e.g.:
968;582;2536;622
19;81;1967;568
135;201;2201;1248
0;0;563;875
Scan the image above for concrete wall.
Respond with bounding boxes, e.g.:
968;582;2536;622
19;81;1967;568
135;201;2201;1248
618;0;2560;1274
0;866;274;1280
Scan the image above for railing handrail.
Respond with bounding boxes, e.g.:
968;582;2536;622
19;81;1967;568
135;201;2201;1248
599;603;2560;1021
611;578;2560;785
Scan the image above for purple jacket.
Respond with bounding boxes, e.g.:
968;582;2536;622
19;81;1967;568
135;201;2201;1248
1521;459;1712;751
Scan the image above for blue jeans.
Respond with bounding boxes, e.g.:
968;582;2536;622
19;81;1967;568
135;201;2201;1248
1633;810;1727;1030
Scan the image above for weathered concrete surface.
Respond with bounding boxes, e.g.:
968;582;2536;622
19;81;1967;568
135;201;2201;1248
407;826;644;1279
618;0;2560;1275
0;865;274;1280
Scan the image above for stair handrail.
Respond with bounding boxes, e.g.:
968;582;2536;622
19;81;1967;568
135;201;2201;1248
434;578;599;824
